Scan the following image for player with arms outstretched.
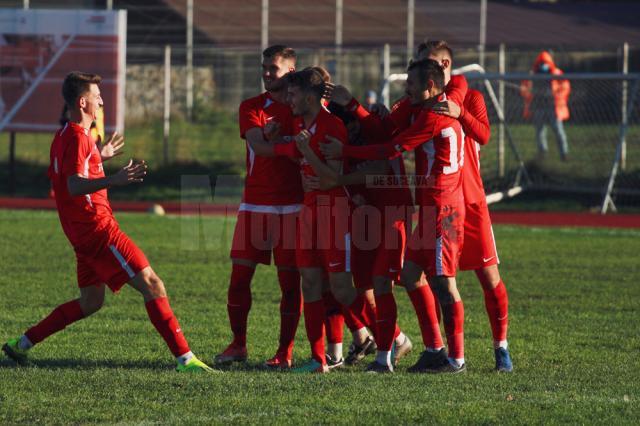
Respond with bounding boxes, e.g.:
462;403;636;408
2;72;212;372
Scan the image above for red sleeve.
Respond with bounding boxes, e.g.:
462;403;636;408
460;91;491;145
345;98;395;142
389;97;412;131
342;110;438;160
238;99;261;139
273;141;300;158
61;132;92;177
445;75;468;107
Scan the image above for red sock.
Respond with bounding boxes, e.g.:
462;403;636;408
25;300;85;345
303;299;326;365
394;324;401;340
483;280;509;342
374;293;397;351
407;285;444;349
363;297;378;340
342;293;366;333
145;297;190;357
227;264;255;347
323;292;344;344
277;269;302;357
442;300;464;360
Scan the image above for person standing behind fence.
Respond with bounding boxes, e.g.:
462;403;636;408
520;51;571;162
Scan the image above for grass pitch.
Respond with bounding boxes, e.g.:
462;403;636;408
0;209;639;424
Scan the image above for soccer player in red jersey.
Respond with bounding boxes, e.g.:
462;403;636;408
322;59;468;373
299;101;417;373
260;68;374;373
2;72;213;372
420;40;513;372
213;45;303;369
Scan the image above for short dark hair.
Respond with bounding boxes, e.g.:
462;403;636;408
327;102;356;126
262;45;296;62
407;59;445;90
416;40;453;61
62;72;101;107
286;68;325;100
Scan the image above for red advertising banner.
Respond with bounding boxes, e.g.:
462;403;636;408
0;9;127;133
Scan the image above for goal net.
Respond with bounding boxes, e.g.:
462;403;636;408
382;67;640;212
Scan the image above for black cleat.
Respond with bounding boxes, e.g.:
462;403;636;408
407;348;449;373
366;360;393;373
325;353;344;370
345;336;376;366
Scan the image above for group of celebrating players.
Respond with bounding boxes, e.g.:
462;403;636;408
2;40;512;375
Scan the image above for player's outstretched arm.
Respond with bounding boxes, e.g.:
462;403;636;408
67;159;147;196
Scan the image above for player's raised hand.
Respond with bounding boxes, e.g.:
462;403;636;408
263;120;281;140
319;135;343;159
295;130;312;153
329;84;353;107
432;99;461;118
100;131;125;161
323;82;335;100
369;103;390;118
110;159;147;186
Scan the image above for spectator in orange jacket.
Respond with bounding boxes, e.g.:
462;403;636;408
520;51;571;161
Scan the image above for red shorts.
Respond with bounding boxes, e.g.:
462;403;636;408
351;205;410;286
405;203;465;278
459;200;499;271
296;197;351;274
75;225;149;293
229;204;300;267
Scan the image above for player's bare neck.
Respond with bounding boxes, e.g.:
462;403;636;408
269;88;287;104
303;103;321;128
69;109;92;131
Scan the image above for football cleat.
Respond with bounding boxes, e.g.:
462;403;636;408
325;353;344;370
213;343;247;365
263;351;293;370
291;359;329;374
495;347;513;373
430;360;466;374
393;335;413;367
345;336;376;366
2;337;29;365
366;360;394;374
407;348;449;373
176;356;217;373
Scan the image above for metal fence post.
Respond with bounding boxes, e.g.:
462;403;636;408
621;42;629;171
164;45;171;166
186;0;194;121
407;0;414;64
498;43;505;178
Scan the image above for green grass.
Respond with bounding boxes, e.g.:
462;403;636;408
0;209;639;424
1;118;639;207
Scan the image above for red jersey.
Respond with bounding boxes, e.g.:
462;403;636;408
238;92;303;206
342;93;465;206
459;89;491;205
48;122;115;249
293;107;349;205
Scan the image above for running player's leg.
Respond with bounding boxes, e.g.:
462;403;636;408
128;266;213;372
3;284;104;364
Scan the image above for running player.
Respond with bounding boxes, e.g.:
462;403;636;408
2;72;212;372
214;45;303;370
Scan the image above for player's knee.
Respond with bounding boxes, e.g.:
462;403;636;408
144;273;166;299
80;296;103;316
476;266;501;290
430;281;453;305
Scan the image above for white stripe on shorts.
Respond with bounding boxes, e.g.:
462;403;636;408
109;244;136;278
